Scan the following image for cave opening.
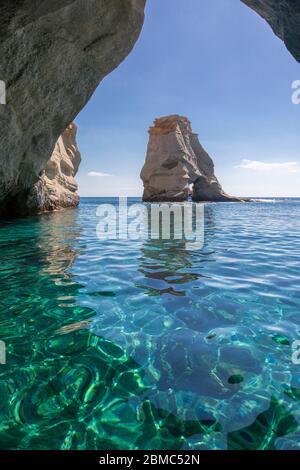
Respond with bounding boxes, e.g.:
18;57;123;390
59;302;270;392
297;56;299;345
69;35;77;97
73;0;299;203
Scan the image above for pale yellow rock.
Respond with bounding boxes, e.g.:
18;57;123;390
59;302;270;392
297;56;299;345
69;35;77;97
141;115;241;202
26;124;81;212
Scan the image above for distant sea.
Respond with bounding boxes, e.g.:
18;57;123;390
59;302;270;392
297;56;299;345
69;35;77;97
0;197;300;450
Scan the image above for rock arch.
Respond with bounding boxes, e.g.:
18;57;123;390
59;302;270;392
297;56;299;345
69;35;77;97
0;0;299;214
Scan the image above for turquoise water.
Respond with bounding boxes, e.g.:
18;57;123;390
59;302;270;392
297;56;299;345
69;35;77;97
1;197;300;450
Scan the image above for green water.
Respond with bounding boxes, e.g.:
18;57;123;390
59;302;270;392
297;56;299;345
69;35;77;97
0;198;300;450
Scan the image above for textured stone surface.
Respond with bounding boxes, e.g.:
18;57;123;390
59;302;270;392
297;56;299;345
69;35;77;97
141;115;240;202
241;0;300;63
0;0;145;215
26;123;81;213
0;0;299;215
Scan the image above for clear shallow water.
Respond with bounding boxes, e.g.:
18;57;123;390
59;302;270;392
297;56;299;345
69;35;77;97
1;198;300;450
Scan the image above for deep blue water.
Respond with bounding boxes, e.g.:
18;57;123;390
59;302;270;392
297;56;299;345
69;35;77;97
0;197;300;450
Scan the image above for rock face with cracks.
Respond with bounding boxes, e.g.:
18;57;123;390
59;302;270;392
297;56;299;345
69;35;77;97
0;0;146;216
141;115;240;202
26;123;81;213
241;0;300;63
0;0;300;215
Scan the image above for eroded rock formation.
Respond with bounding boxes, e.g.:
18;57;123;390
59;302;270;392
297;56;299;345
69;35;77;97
0;0;145;216
26;123;81;214
141;115;240;202
241;0;300;63
0;0;299;215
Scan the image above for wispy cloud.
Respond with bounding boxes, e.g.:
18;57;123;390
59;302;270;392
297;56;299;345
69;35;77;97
236;159;299;172
88;171;113;177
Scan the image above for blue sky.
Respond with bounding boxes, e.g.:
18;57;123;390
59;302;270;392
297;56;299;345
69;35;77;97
76;0;300;198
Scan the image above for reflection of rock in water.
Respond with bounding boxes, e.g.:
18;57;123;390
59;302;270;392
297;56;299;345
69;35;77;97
37;209;81;278
138;238;202;297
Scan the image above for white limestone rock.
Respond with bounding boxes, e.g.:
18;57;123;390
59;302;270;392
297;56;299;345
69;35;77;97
26;123;81;213
0;0;145;215
141;115;241;202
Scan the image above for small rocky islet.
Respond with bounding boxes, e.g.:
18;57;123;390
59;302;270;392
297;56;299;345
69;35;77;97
141;115;242;203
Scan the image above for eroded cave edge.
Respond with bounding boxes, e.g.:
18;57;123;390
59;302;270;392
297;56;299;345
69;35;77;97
0;0;299;215
0;0;146;216
241;0;300;63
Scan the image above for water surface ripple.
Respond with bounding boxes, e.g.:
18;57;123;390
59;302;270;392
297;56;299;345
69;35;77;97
0;198;300;450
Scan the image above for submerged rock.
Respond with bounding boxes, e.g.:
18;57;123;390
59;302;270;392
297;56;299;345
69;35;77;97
141;115;241;202
0;0;145;216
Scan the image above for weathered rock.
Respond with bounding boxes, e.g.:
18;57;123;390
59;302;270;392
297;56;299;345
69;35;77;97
241;0;300;63
141;115;241;202
0;0;145;216
0;0;299;216
26;123;81;213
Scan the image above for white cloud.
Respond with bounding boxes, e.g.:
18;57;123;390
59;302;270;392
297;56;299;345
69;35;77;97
236;159;299;172
87;171;113;177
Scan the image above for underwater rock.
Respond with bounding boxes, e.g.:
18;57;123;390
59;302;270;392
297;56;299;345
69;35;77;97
228;397;298;450
154;329;244;399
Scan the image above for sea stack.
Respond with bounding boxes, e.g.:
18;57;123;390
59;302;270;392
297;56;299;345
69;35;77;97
141;115;240;202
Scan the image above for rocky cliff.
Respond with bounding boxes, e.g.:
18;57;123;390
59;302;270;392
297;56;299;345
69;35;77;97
0;0;299;216
241;0;300;63
25;123;81;214
0;0;145;216
141;115;240;202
